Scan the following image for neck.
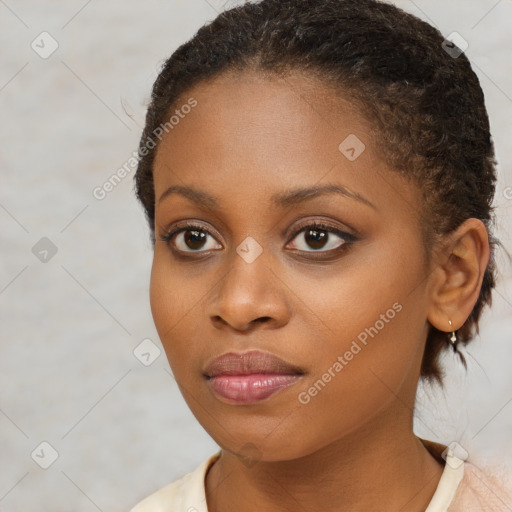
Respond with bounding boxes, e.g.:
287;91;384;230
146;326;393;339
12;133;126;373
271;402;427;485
205;405;444;512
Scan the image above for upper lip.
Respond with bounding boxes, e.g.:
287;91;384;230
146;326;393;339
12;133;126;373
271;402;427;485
204;350;305;378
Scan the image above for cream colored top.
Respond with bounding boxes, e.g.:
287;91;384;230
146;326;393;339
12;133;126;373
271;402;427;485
130;442;512;512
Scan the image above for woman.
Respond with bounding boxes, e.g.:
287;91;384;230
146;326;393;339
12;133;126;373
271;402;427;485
130;0;512;510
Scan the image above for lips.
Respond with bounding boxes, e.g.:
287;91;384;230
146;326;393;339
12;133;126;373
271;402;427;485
204;350;304;404
204;350;304;378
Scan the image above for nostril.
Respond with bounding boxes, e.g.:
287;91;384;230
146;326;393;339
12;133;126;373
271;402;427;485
253;316;271;324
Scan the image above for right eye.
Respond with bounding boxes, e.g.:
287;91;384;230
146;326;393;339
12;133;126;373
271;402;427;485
160;222;222;254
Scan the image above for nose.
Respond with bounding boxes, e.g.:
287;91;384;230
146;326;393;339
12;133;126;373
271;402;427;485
208;250;291;333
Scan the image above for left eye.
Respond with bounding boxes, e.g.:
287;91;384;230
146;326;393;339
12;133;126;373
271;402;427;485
287;222;354;252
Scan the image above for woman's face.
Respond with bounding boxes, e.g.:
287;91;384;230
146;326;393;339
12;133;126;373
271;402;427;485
150;70;433;462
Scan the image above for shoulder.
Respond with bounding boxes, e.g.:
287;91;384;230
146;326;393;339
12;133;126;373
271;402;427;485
448;460;512;511
129;451;221;512
420;439;512;512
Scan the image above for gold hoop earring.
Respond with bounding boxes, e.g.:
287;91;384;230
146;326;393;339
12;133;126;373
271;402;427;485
448;320;457;352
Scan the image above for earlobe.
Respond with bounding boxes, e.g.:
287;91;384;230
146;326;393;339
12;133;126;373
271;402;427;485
426;218;490;334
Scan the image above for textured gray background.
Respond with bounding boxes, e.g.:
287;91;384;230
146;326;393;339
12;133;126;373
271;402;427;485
1;1;511;510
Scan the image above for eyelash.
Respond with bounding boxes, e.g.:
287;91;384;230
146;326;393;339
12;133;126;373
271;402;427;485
159;220;357;258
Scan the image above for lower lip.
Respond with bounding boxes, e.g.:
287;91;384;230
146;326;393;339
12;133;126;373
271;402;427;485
207;373;301;404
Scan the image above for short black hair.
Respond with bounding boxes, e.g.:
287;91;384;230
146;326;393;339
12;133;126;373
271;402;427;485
134;0;500;385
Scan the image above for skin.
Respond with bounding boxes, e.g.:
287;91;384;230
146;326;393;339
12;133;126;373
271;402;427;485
149;69;490;512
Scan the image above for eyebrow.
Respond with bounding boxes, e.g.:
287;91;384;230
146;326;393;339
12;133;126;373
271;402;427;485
158;183;376;210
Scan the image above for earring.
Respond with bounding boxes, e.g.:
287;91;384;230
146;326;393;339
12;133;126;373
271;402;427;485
448;320;457;352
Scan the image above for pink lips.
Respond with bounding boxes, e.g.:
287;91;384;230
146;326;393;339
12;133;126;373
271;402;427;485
204;350;304;404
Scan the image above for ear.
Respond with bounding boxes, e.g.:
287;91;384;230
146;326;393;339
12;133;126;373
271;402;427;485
426;218;490;333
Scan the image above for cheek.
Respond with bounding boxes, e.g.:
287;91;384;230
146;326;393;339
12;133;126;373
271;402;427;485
149;253;172;340
283;246;425;419
290;237;418;354
261;305;424;459
149;250;200;373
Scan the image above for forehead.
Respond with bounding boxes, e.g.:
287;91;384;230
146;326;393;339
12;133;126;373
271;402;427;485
152;69;418;218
